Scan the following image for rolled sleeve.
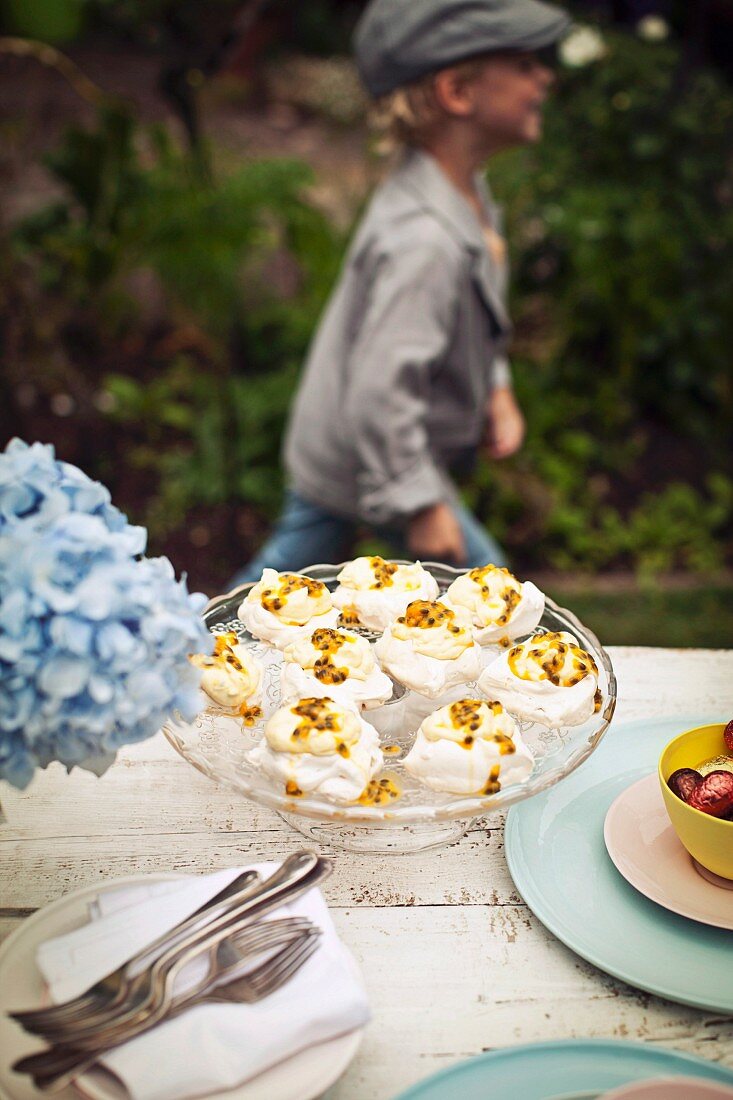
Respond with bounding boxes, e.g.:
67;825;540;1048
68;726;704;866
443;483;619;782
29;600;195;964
490;354;513;391
342;239;462;525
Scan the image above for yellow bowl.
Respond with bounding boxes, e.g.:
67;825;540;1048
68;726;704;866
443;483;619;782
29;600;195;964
658;723;733;880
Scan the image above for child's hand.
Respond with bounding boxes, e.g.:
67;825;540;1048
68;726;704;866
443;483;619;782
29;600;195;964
484;386;525;460
408;502;466;565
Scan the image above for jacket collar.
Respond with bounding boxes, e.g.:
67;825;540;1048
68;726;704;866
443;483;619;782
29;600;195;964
393;148;510;333
393;147;487;251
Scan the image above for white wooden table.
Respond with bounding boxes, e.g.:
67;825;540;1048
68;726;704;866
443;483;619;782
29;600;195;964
2;647;732;1099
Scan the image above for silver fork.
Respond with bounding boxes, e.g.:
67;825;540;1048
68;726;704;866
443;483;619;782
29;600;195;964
27;927;322;1093
13;918;316;1078
10;866;263;1031
25;853;330;1046
14;851;321;1032
17;851;327;1040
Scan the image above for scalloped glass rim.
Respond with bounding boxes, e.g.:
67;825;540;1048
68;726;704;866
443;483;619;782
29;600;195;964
163;561;617;825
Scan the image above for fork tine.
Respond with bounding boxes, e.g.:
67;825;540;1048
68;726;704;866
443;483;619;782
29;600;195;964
253;936;320;996
229;916;313;946
207;924;310;982
221;917;304;948
220;918;314;958
208;933;320;1006
248;931;321;994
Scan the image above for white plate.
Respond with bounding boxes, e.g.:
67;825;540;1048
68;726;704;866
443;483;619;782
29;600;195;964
0;874;363;1100
603;773;733;931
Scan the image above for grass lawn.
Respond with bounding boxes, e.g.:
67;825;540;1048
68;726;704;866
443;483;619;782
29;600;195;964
544;583;733;648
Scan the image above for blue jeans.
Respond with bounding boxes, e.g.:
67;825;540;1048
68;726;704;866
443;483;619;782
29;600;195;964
230;490;506;587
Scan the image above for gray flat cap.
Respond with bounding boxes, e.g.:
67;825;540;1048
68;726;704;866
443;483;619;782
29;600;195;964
354;0;571;97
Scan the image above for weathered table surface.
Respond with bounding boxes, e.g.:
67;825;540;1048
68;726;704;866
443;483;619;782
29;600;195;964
2;647;732;1099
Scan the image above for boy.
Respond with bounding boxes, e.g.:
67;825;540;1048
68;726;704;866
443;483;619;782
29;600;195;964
233;0;570;583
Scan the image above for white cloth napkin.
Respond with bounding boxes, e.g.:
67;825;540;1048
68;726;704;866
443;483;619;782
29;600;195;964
36;864;370;1100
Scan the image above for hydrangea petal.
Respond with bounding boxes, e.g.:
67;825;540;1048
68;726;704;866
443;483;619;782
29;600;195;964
38;654;90;699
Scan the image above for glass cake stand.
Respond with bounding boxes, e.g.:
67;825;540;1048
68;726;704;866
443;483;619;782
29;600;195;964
163;562;617;853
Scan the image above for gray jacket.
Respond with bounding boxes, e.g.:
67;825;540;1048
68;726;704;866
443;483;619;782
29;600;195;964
283;148;512;526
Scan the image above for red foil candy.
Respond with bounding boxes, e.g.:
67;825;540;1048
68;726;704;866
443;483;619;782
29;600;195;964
724;719;733;755
667;768;702;803
686;770;733;818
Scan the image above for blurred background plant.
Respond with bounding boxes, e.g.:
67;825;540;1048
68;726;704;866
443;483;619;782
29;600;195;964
0;0;731;642
470;21;733;576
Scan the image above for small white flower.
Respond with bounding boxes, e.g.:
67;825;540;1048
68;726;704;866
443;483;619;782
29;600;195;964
560;26;606;67
637;15;669;41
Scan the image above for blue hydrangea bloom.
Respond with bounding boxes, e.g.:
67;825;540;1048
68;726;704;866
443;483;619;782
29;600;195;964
0;439;212;789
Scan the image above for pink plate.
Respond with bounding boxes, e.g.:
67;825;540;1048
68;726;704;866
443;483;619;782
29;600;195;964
603;773;733;932
602;1076;733;1098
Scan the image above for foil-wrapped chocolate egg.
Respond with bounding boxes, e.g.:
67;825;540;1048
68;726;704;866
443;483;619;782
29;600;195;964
667;767;702;803
686;770;733;818
724;718;733;755
698;754;733;777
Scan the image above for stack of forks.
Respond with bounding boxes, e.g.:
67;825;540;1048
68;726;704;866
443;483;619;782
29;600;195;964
10;851;331;1093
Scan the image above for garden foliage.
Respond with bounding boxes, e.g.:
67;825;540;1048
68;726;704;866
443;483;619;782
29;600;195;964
3;104;342;538
468;26;733;573
1;23;731;579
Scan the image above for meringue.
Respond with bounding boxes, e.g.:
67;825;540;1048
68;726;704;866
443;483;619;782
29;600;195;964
281;627;393;710
332;556;439;632
238;568;339;649
478;630;601;728
443;564;545;646
374;599;482;699
248;696;383;803
190;631;263;724
404;698;534;794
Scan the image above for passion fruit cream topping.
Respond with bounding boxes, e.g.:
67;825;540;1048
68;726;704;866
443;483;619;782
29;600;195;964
421;699;518;750
357;775;402;806
248;568;332;625
507;631;598;687
405;696;533;795
391;600;472;660
190;631;262;719
337;556;427;592
283;627;375;684
265;697;362;756
446;565;523;626
337;605;362;627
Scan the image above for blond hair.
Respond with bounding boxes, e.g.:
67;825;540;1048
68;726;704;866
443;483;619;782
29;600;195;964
369;55;489;156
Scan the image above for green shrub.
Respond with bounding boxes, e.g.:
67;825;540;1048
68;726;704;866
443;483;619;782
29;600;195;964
494;29;733;438
477;24;733;572
6;104;341;538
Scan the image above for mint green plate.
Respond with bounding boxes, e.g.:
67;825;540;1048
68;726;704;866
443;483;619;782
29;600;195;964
393;1039;733;1099
505;716;733;1013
